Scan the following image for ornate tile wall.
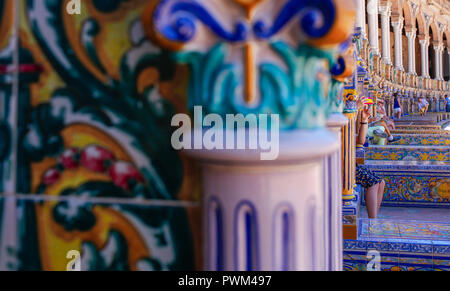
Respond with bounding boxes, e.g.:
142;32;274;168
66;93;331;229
390;135;450;146
0;0;201;270
394;125;442;131
359;219;450;241
365;146;450;162
0;196;200;271
344;239;450;271
363;164;450;207
391;130;450;135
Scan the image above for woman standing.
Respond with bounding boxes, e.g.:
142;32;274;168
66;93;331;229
393;92;402;119
356;98;386;218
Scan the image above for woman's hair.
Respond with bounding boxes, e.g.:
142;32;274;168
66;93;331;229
393;92;398;98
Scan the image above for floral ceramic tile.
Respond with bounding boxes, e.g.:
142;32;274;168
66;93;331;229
366;220;400;238
0;198;201;271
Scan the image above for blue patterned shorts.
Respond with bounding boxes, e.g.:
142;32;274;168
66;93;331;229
356;165;383;189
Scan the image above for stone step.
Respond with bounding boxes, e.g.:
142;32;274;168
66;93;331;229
394;125;442;130
395;113;450;124
395;122;439;126
390;134;450;146
391;129;449;135
365;145;450;162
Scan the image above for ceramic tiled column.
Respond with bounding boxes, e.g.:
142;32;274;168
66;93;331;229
327;43;355;269
342;98;357;205
326;113;348;270
386;96;393;116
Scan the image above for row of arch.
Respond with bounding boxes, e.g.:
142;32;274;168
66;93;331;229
359;0;450;81
397;0;449;44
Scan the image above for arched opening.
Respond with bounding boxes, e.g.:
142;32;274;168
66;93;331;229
365;10;369;40
401;5;409;71
402;25;408;71
390;20;395;64
444;34;449;81
378;13;383;53
429;27;435;79
415;19;422;75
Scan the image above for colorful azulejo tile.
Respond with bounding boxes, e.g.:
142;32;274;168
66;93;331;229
398;253;434;270
433;243;450;271
390;135;450;146
365;146;450;162
433;256;450;271
344;237;450;271
391;130;450;135
363;164;450;207
343;260;367;271
0;197;200;271
359;219;400;240
359;219;450;242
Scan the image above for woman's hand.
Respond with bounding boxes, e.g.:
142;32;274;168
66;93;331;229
361;107;372;123
356;97;368;109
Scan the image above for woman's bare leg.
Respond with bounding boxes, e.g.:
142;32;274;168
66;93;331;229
379;121;392;136
376;180;385;213
365;184;380;219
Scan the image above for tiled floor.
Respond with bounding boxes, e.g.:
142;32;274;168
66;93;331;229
360;207;450;223
359;207;450;242
359;219;450;241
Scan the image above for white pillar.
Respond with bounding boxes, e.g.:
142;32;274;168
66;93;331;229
195;130;341;271
379;5;392;64
405;27;417;75
439;45;444;81
392;16;404;70
448;49;450;80
356;0;367;37
434;42;442;80
367;0;379;54
419;36;430;78
326;114;348;271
